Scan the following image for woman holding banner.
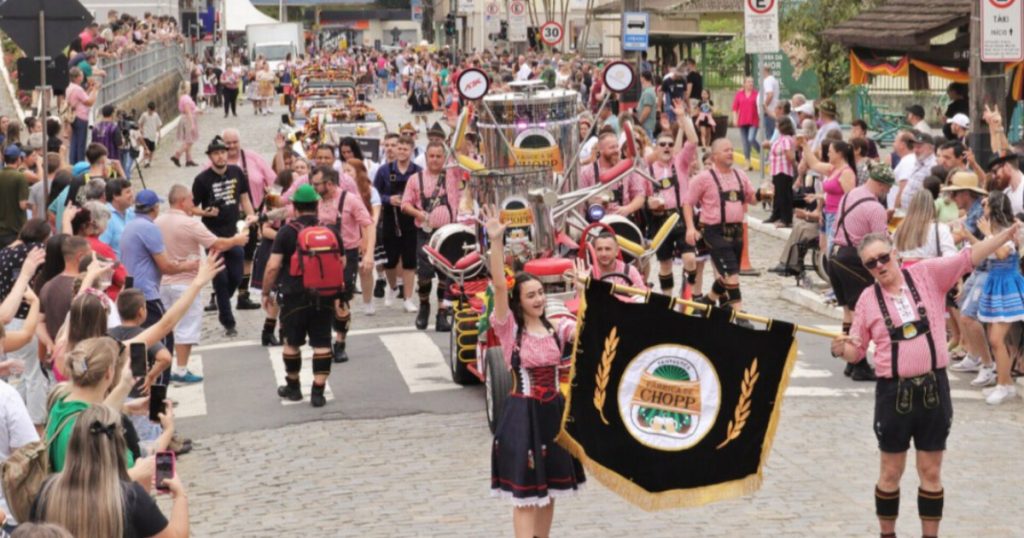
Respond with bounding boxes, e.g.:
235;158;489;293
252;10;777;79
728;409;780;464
482;205;585;538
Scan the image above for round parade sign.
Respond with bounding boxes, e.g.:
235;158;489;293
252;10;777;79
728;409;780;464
456;68;490;101
539;21;564;47
603;61;635;93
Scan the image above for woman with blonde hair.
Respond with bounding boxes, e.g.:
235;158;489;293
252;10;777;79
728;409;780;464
170;80;198;167
31;404;189;538
893;189;956;266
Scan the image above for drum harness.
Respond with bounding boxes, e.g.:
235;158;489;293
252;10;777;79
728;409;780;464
873;269;940;414
418;169;453;233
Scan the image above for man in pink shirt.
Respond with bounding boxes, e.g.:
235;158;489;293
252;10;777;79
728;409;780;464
401;142;464;332
645;109;698;298
65;67;99;165
578;131;646;218
157;184;248;382
221;128;276;310
312;166;375;363
831;222;1020;538
682;137;764;320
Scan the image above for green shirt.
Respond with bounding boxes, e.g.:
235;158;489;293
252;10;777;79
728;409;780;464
934;198;959;224
638;86;658;137
46;397;135;472
0;168;28;237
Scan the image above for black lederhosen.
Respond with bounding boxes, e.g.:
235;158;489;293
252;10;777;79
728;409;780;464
700;169;745;275
238;151;260;261
872;270;952;453
382;170;417;270
826;195;879;309
646;163;693;261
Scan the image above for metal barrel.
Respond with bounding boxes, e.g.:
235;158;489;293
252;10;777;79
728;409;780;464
473;167;556;265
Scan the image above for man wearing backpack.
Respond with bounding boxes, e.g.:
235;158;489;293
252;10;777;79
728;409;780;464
261;184;342;408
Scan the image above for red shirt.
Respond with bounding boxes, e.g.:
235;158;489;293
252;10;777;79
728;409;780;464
86;236;125;301
731;89;760;127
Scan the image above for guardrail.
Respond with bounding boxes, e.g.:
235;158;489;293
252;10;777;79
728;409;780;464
96;41;188;112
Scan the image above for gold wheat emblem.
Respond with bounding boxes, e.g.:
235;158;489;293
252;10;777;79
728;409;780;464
716;357;759;449
593;327;618;425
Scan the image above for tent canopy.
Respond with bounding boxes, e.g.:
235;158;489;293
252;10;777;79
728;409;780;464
225;0;277;32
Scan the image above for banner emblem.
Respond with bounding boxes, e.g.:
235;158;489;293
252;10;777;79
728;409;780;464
619;345;720;451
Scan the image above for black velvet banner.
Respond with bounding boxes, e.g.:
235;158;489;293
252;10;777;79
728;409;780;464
558;279;798;510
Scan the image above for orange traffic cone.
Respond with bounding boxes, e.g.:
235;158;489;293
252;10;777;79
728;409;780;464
739;222;760;276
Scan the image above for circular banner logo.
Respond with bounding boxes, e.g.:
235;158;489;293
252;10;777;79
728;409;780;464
617;344;721;451
456;68;490;101
603;61;634;93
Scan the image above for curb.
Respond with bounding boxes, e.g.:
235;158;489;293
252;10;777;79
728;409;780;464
746;215;791;241
779;286;844;320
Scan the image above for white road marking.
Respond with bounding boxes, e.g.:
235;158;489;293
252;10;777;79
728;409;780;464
790;360;833;379
379;332;462;393
193;326;419;352
785;386;985;400
172;354;207;418
267;347;336;405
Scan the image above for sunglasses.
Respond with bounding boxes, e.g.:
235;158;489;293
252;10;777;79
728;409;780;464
862;252;892;270
657;141;673;147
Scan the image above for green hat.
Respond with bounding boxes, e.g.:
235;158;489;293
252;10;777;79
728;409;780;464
868;162;895;186
291;184;321;203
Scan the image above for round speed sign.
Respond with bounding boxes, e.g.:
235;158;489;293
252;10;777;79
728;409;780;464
539;21;564;47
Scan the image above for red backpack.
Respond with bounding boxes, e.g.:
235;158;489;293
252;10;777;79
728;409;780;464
288;218;346;297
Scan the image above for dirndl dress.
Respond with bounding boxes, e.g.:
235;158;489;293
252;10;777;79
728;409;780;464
490;313;585;507
978;250;1024;322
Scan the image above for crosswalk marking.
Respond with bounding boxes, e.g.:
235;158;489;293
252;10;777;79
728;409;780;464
379;332;462;393
267;347;337;405
172;354;206;418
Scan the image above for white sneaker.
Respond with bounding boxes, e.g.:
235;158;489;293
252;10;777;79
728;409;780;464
985;384;1019;405
950;355;982;372
970;366;997;387
403;298;418;313
384;289;395;307
363;302;376;316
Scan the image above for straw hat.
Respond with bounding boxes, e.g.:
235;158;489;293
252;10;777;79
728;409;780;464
941;172;987;195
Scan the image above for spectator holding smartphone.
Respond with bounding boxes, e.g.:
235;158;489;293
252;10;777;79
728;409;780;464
30;405;189;538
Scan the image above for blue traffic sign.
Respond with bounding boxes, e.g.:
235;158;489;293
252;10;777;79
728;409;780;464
622;11;649;52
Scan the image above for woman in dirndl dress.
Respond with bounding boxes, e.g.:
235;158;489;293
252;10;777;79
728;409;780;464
976;191;1024;405
481;205;585;538
171;80;198;167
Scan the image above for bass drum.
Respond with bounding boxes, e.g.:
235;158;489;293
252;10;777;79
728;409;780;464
428;223;482;278
593;215;644;263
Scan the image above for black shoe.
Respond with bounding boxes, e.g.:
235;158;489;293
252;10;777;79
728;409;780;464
236;296;260;310
204;295;218;312
843;363;854;377
332;341;349;363
262;331;280;346
373;279;386;298
225;327;238;337
277;378;302;401
170;156;181;167
415;302;430;330
310;383;327;407
435;308;452;332
850;360;877;381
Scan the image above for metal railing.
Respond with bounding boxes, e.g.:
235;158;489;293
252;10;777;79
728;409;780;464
96;41;189;111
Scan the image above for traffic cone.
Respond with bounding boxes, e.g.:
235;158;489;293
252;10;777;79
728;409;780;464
739;222;760;276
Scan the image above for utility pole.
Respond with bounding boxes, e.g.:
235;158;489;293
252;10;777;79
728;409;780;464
969;0;1009;166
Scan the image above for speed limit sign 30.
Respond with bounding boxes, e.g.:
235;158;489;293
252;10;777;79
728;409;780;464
539;21;564;47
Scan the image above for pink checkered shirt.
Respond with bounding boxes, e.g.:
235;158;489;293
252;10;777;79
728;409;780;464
769;135;795;177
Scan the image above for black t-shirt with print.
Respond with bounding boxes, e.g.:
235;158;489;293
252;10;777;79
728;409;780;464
191;164;251;238
0;242;40;319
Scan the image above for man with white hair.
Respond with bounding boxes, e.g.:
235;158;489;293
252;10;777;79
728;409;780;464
895;130;937;210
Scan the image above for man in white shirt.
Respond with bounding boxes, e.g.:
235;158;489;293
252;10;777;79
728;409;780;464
905;104;931;134
516;60;533;82
889;131;917;208
759;66;780;140
990;153;1024;215
0;380;39;524
896;131;936;209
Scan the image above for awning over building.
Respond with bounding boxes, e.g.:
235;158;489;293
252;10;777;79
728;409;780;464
822;0;970;53
224;0;278;32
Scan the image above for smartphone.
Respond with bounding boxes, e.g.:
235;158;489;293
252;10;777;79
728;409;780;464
129;342;147;378
124;275;134;289
155;451;175;492
149;384;167;422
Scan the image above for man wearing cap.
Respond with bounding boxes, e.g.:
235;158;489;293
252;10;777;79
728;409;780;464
220;128;275;311
414;123;446;169
945;113;969;145
261;184;339;408
0;145;29;249
826;162;895;381
811;99;841;151
896;131;937;210
191;136;258;337
905;104;930;135
121;189;201;354
683;138;766;323
157;184;248;384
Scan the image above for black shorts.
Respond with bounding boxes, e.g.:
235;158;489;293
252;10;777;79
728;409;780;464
383;229;417;270
243;225;259;261
143;138;156;152
827;245;873;309
701;224;743;275
648;213;694;261
416;229;440;280
874;369;953;453
342;248;359;303
279;293;334;348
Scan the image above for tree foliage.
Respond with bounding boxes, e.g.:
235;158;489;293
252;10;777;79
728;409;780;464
698;17;745;88
781;0;881;98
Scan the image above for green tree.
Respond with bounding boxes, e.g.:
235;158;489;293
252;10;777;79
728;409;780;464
781;0;880;98
698;17;745;88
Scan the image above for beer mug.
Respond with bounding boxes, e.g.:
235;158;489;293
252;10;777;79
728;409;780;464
888;209;906;233
266;185;282;208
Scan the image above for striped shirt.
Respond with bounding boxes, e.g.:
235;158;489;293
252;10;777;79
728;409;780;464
831;185;888;248
769;135;795;177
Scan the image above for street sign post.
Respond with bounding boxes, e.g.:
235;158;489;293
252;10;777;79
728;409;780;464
508;0;527;43
485;1;501;34
621;12;649;52
411;0;423;22
539;21;564;47
981;0;1024;62
744;0;779;54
